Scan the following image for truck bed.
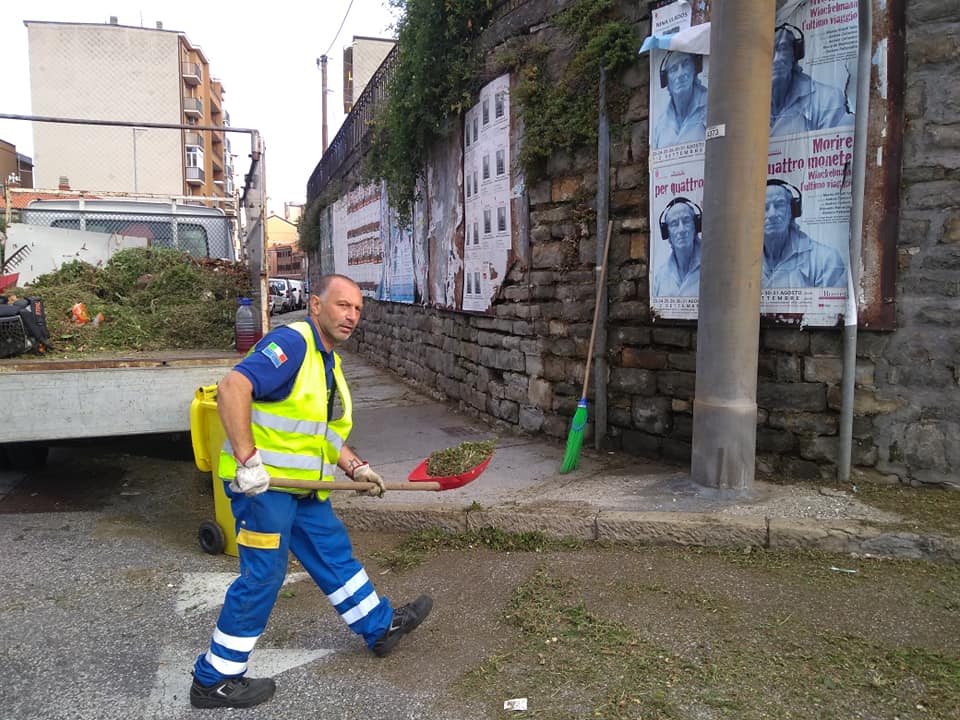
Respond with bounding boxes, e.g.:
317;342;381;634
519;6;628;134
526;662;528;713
0;350;239;443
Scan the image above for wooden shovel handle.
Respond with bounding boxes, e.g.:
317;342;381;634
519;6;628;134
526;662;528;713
269;478;442;492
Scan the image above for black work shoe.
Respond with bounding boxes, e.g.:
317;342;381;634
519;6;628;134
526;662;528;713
189;674;276;709
372;594;433;657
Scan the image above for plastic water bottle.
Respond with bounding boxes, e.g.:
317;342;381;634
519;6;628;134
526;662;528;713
235;297;262;353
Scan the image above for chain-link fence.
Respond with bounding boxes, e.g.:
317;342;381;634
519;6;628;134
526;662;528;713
1;114;266;292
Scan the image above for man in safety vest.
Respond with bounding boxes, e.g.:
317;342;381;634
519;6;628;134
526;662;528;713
189;274;432;710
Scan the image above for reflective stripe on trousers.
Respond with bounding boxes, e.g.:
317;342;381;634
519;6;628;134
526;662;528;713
192;485;394;685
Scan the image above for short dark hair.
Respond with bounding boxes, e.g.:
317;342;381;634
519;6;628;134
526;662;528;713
313;274;359;300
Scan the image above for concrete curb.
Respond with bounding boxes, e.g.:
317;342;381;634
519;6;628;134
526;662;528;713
337;504;960;563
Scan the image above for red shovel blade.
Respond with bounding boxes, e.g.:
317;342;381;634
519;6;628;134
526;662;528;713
407;452;494;490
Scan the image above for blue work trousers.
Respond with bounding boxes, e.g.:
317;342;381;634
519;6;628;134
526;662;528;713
193;485;393;685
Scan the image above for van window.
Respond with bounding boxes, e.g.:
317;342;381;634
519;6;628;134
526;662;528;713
50;218;210;258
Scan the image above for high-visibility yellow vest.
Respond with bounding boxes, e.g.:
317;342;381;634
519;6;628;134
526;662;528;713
218;321;352;501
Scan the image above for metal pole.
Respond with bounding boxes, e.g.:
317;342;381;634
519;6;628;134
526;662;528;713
132;128;138;193
594;65;610;449
691;2;776;492
320;55;329;153
838;0;873;482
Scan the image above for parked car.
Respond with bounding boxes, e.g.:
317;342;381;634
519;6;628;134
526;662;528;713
269;278;294;313
267;283;285;315
288;279;305;310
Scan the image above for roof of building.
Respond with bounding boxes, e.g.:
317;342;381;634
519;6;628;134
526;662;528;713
0;190;100;210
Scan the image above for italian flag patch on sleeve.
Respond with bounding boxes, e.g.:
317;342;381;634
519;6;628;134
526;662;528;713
262;341;288;368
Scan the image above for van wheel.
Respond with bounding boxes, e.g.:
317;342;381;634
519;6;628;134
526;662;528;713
198;520;226;555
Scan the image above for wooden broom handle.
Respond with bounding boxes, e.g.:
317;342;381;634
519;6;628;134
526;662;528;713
580;220;613;399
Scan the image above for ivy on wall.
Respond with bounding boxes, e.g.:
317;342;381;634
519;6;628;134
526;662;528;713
365;0;497;222
363;0;636;222
512;0;636;181
299;179;343;253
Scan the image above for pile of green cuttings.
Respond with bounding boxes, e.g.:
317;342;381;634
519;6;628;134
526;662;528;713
426;439;496;477
7;247;255;354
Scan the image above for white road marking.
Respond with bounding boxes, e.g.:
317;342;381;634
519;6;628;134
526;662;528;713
175;571;311;617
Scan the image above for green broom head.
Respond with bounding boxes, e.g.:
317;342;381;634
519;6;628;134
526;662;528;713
560;399;589;474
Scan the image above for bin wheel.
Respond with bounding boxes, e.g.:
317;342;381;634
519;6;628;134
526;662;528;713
198;520;226;555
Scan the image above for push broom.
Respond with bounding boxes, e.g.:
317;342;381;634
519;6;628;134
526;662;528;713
560;219;612;474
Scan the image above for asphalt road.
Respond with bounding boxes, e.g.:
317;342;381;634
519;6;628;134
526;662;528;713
0;436;459;720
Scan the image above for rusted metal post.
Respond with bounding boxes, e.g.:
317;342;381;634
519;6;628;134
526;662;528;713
691;2;775;492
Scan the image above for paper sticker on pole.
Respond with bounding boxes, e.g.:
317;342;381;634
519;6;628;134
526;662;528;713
705;123;725;141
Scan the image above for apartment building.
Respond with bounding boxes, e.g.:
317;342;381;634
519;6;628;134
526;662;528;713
342;36;396;114
265;212;305;279
24;18;234;202
0;140;34;192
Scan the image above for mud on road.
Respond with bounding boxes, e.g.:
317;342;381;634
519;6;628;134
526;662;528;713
1;438;958;720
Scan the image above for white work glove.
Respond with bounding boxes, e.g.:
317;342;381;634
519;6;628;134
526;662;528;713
230;450;271;496
352;463;386;498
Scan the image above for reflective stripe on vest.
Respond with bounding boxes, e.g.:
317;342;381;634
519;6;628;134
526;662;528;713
218;321;353;500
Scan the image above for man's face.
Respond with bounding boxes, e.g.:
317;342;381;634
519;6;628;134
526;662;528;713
665;203;697;252
772;29;797;83
665;54;696;97
310;277;363;349
764;185;793;239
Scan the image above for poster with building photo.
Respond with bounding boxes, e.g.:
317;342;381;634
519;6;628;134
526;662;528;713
462;73;512;313
647;0;859;326
332;182;382;297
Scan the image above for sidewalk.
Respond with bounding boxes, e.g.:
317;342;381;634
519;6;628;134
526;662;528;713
335;351;960;563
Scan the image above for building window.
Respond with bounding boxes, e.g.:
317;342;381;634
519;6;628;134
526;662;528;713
472;171;478;195
483;209;491;235
482;155;490;180
497;206;507;233
482;98;489;125
495;91;505;118
496;149;505;176
472;117;478;142
473;222;479;245
186;147;204;168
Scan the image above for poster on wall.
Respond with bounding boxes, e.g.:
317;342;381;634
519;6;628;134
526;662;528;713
646;0;858;326
330;180;422;303
333;182;382;297
462;73;512;313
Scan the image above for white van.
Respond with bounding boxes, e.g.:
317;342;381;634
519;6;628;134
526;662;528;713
269;278;294;312
19;198;236;261
288;279;305;309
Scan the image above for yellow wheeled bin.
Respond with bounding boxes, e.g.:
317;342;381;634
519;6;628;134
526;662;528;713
190;385;238;556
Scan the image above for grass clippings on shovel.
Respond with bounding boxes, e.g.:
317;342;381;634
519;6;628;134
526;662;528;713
425;439;496;477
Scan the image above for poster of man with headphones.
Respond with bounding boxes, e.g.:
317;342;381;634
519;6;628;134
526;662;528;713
647;0;860;324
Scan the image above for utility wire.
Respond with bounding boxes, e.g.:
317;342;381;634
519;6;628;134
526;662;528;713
322;0;356;57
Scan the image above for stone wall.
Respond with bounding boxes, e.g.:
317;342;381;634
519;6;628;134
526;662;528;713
335;0;959;488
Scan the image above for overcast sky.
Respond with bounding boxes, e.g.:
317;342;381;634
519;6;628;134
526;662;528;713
0;0;398;216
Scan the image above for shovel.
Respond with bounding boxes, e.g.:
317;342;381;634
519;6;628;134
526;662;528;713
267;451;494;493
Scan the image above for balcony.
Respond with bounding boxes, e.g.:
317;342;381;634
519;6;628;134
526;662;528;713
181;62;201;85
209;94;221;115
184;131;204;149
185;166;205;185
211;129;223;146
183;97;203;118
